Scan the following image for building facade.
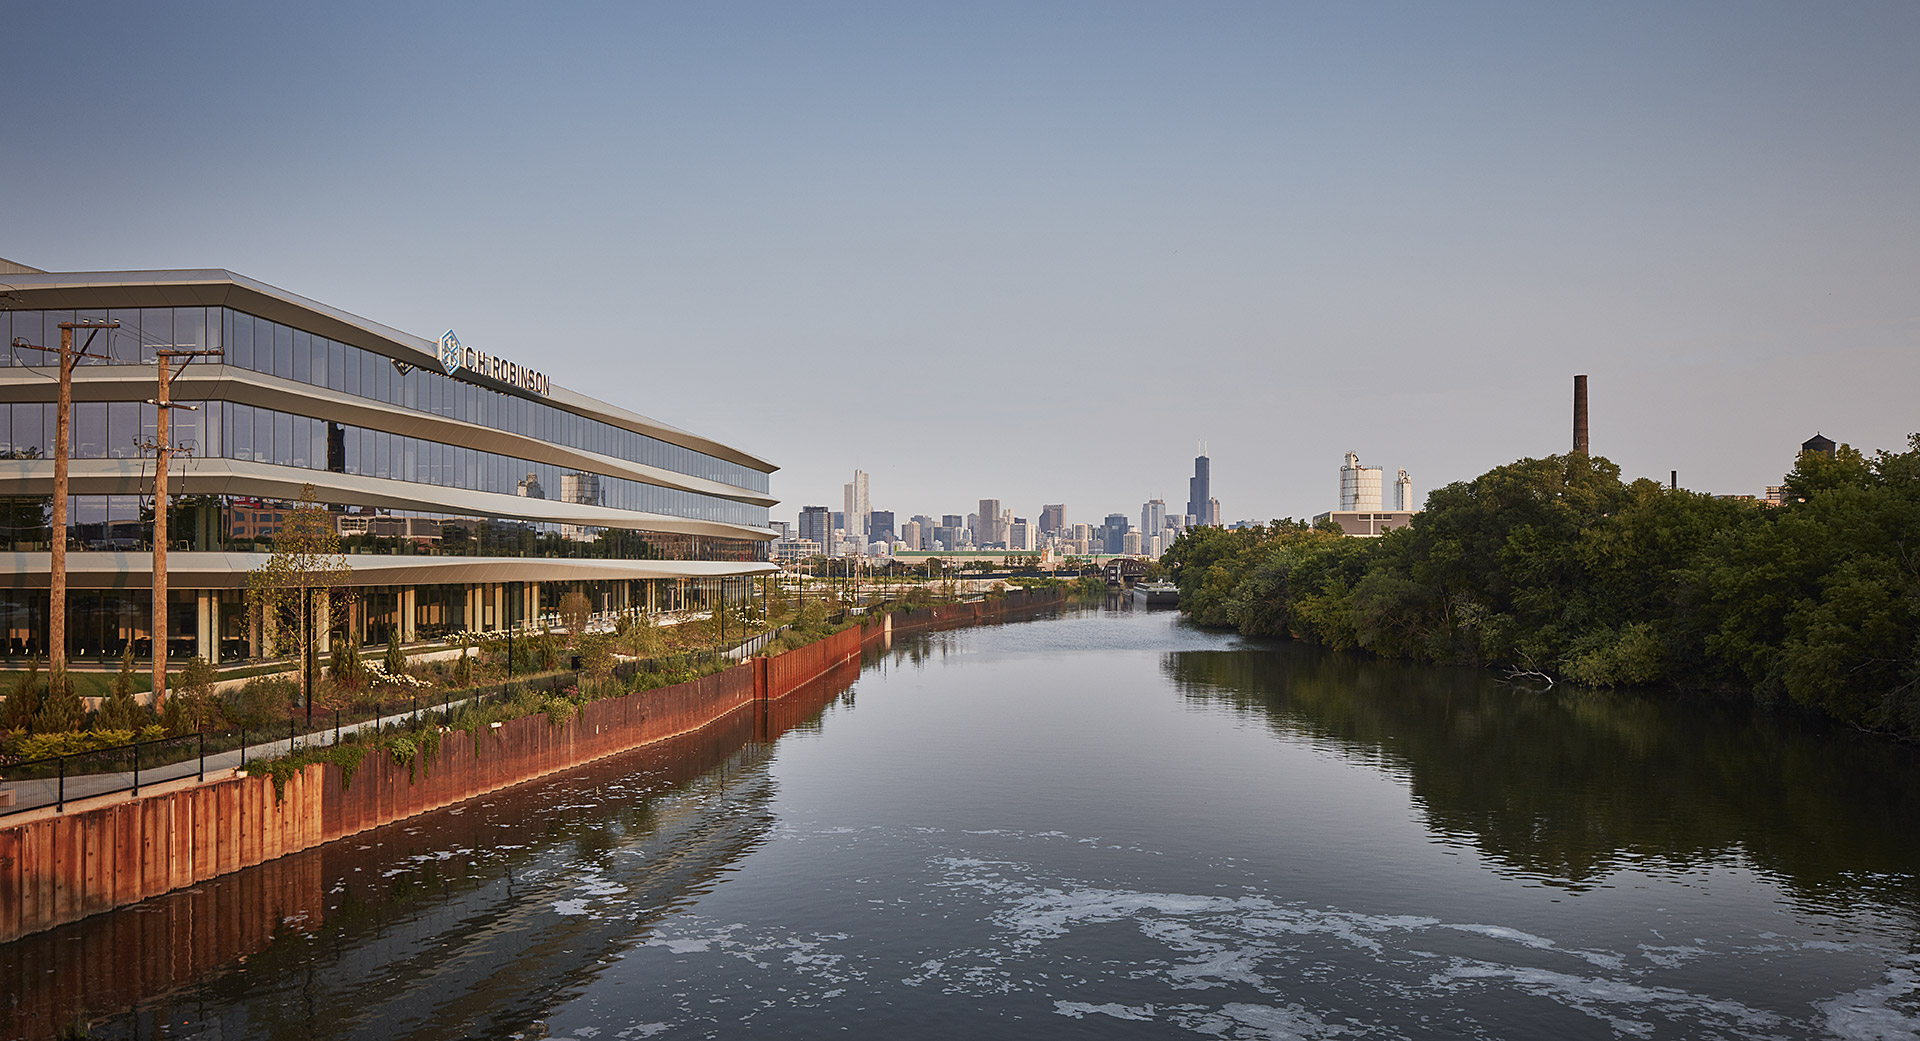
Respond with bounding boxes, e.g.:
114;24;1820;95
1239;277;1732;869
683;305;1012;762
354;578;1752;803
0;265;777;663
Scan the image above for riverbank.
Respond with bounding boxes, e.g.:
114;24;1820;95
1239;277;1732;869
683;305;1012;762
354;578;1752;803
1164;441;1920;739
0;589;1066;947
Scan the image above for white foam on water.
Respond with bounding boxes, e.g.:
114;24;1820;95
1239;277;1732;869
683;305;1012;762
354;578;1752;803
605;831;1913;1039
1054;1000;1157;1021
552;899;591;916
1818;958;1920;1041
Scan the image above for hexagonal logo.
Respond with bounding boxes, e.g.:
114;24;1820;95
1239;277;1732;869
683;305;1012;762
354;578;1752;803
439;330;462;375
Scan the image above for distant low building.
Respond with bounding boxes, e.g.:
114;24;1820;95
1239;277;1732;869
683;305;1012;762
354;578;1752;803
1313;510;1415;537
1322;451;1417;536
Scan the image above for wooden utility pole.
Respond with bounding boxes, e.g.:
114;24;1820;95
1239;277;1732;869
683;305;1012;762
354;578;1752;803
149;347;220;708
12;320;116;690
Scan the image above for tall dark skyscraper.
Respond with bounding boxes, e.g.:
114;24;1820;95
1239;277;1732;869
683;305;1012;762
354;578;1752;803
798;505;832;551
1187;445;1211;526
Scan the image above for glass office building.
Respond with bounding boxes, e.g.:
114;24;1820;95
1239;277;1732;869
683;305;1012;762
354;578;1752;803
0;264;777;664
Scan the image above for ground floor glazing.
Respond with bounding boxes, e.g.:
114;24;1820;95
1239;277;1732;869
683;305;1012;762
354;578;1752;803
0;575;761;666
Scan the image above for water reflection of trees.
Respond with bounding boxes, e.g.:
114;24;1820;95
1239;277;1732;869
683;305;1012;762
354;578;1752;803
1164;646;1920;913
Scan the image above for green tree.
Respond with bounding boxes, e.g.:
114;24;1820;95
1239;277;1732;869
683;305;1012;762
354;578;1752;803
2;662;41;732
96;647;149;731
384;628;406;678
173;656;220;733
245;485;353;720
31;674;83;734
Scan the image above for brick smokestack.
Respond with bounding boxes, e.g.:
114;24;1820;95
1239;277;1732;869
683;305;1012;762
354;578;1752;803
1573;374;1589;455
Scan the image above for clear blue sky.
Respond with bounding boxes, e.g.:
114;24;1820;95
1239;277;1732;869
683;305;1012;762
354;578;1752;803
5;2;1915;528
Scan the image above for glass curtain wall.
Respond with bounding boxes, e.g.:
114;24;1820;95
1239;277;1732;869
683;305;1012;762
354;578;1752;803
3;307;767;494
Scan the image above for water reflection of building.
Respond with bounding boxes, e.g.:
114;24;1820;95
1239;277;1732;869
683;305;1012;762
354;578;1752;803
0;261;778;664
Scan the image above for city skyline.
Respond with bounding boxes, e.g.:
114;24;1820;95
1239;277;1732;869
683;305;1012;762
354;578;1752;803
4;4;1914;522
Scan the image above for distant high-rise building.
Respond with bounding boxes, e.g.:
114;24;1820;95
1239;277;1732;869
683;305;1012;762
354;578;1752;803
1123;531;1142;555
1104;513;1129;554
1207;497;1221;526
517;472;545;499
942;514;964;530
769;520;790;539
798;506;832;554
977;499;1002;547
1141;499;1167;538
1395;470;1414;512
845;471;870;550
1187;445;1212;527
1009;519;1031;551
868;510;895;542
1041;504;1066;535
900;519;923;550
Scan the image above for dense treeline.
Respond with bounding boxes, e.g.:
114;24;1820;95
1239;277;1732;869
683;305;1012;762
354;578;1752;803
1163;437;1920;737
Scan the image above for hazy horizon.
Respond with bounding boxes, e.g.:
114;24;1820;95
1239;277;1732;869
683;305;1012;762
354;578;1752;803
5;2;1915;528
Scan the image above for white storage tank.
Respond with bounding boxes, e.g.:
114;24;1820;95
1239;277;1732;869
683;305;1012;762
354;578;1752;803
1340;451;1384;511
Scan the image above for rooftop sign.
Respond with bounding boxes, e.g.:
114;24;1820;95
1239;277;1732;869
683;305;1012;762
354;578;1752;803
438;330;550;396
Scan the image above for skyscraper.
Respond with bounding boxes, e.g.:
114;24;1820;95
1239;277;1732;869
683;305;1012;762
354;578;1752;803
798;505;832;553
844;470;869;551
1041;504;1066;535
1104;513;1129;554
977;499;1002;547
1141;499;1167;539
1187;445;1211;528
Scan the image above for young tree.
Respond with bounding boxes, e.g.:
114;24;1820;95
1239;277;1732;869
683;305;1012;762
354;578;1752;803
245;484;354;722
174;656;220;733
384;627;406;678
559;591;593;640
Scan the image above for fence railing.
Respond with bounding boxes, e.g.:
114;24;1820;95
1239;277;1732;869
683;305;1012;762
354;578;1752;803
0;673;597;819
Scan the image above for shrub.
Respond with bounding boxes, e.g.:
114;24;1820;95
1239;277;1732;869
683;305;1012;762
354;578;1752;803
31;675;84;734
384;629;406;678
1;661;43;732
559;591;592;637
94;683;150;732
330;637;363;687
577;631;617;672
111;644;140;700
173;656;221;733
221;676;297;730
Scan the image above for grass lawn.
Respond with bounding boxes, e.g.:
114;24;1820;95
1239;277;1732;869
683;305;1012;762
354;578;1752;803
0;669;151;696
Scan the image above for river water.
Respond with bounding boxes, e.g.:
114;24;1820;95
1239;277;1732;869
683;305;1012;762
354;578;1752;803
44;607;1920;1039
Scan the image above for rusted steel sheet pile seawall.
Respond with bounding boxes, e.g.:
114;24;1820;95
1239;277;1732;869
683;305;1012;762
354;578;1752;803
0;593;1060;945
879;588;1064;642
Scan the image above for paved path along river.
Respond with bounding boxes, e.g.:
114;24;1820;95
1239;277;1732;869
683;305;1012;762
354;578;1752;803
13;606;1920;1039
